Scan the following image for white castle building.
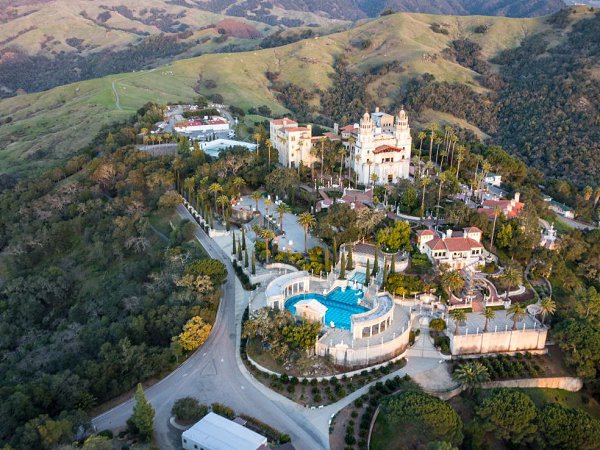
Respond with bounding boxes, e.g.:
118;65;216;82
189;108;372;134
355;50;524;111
349;107;412;185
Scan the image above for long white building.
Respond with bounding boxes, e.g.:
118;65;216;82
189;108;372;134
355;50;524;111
349;107;412;185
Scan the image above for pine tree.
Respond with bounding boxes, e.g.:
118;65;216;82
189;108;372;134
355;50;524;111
324;246;330;273
127;383;155;442
232;233;236;255
241;227;246;251
244;248;249;268
251;252;256;275
373;248;379;276
340;253;346;279
383;263;389;287
390;254;396;274
365;259;371;285
347;244;353;270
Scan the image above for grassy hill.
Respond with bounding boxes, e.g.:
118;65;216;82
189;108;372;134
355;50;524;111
0;11;554;174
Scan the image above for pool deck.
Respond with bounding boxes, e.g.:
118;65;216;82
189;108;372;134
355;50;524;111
318;305;412;349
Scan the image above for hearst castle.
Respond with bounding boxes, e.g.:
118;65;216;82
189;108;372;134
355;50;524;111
270;107;412;185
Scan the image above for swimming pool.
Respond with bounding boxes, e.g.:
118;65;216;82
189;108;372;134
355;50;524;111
349;271;367;285
285;287;367;330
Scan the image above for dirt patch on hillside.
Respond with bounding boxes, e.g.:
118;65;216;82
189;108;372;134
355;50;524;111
215;19;261;39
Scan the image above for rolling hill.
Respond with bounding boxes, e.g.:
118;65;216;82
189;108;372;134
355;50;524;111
0;7;598;184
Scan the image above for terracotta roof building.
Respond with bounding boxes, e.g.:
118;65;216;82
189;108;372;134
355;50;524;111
417;227;484;270
478;192;524;220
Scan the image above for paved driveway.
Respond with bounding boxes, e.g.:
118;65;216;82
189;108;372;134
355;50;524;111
92;204;446;450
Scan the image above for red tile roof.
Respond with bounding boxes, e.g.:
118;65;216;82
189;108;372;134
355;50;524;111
479;200;524;219
373;145;405;154
285;127;310;132
271;118;297;126
417;229;435;236
426;237;483;252
340;124;357;133
324;132;341;140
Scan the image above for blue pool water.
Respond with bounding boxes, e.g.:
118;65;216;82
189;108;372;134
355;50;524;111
349;271;367;284
285;287;367;330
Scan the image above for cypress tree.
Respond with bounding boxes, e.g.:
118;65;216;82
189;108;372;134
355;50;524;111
339;253;346;280
244;248;249;268
225;208;230;231
209;208;214;229
391;254;396;274
347;244;353;270
232;232;236;255
383;263;389;287
241;227;246;250
333;237;338;265
251;252;256;275
127;383;155;442
324;246;330;273
365;259;371;285
237;239;243;260
373;248;379;276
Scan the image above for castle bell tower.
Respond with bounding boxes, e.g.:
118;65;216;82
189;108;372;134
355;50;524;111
359;110;373;146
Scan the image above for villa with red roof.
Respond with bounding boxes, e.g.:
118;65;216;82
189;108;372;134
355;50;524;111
478;192;524;220
174;116;229;133
417;227;485;270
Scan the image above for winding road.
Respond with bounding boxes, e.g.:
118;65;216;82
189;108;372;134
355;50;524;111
92;204;442;449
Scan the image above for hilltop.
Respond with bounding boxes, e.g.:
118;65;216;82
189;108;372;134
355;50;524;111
0;7;598;184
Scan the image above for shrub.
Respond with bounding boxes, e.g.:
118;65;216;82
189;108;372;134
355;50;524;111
313;394;322;402
172;397;208;422
211;402;235;419
345;434;357;445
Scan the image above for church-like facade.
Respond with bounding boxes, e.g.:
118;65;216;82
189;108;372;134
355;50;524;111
348;107;412;185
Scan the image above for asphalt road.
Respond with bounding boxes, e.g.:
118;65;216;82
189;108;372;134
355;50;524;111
92;205;328;450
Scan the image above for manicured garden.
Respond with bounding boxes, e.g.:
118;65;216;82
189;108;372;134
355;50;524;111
452;353;553;381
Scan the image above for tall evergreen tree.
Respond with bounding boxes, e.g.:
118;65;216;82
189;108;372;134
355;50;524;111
340;253;346;279
127;384;155;442
232;232;236;255
391;254;396;274
347;244;353;270
244;248;249;268
237;239;242;260
324;246;330;273
241;227;246;251
383;263;389;287
365;259;371;285
333;237;338;265
251;252;256;275
373;248;379;275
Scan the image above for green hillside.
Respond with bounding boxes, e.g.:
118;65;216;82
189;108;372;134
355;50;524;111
0;11;552;175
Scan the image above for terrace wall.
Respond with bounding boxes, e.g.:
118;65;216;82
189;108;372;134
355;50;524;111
450;328;548;356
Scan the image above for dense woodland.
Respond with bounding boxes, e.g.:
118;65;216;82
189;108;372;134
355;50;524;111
0;104;231;448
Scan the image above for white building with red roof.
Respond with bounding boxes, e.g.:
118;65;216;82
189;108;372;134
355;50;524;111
417;227;485;270
346;107;412;185
478;192;524;220
269;118;316;168
174;116;229;133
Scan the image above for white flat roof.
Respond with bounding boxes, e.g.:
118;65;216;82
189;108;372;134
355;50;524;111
182;413;267;450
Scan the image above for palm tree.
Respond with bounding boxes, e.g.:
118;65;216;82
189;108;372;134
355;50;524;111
455;146;464;180
367;160;373;186
256;227;275;264
489;206;502;250
338;146;347;186
420;175;431;221
428;123;437;162
370;172;379;187
354;155;360;187
435;170;452;223
264;198;273;229
275;202;290;232
253;131;261;159
482;307;496;332
539;297;556;325
417;131;426;159
501;266;522;299
319;137;326;183
434;135;443;168
508;303;527;330
442;270;465;296
231;177;245;200
217;195;229;217
265;138;273;169
208;182;222;211
251;191;261;212
297;212;317;254
453;362;490;392
449;309;467;336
